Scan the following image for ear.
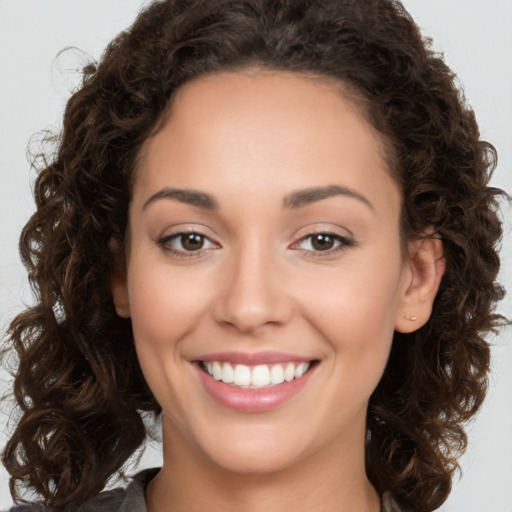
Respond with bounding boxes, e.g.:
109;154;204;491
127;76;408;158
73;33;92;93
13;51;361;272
111;270;131;318
394;233;445;333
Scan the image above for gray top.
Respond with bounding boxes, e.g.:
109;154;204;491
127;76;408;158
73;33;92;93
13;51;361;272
8;468;158;512
8;468;404;511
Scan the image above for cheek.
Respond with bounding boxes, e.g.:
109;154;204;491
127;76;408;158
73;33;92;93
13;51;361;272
298;252;404;387
126;257;214;352
304;253;403;336
125;259;215;418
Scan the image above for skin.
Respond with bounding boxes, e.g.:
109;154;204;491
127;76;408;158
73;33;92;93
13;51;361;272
112;69;444;512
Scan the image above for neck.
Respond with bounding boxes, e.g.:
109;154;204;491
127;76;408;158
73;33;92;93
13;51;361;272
146;419;380;512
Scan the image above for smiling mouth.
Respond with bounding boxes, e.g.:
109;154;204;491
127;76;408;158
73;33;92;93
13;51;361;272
198;360;318;389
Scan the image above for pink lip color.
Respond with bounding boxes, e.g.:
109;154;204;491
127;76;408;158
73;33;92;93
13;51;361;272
194;360;316;413
196;351;312;365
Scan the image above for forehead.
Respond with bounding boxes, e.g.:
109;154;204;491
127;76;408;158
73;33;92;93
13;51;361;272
134;70;400;218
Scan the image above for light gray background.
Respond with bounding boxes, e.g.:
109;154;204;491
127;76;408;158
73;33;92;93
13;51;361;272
1;1;511;510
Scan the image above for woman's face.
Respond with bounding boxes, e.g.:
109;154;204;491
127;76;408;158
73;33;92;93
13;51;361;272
114;70;415;475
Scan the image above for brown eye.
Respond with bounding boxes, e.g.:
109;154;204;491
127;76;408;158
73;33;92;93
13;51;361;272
180;233;205;251
157;231;218;257
311;234;336;251
293;232;354;255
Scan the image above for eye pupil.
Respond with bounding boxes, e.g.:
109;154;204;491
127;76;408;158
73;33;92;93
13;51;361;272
311;234;335;251
181;233;204;251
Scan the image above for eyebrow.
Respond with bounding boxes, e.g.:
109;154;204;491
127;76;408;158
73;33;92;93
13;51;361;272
142;184;374;213
283;185;374;212
143;187;219;211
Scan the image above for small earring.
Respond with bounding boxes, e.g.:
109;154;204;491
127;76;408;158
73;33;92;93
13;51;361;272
405;314;417;321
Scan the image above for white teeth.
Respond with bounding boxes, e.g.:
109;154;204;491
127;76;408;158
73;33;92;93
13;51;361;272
233;364;251;386
251;365;270;387
270;364;285;385
212;361;222;380
284;362;295;382
222;362;234;383
203;361;311;388
295;362;308;378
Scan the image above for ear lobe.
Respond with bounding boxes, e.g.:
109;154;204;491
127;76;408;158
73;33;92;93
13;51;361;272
395;234;445;333
111;270;131;318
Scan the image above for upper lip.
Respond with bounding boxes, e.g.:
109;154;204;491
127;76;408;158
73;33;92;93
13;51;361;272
194;351;315;365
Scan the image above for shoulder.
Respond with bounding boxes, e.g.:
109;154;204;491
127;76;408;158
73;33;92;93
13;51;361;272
7;468;159;512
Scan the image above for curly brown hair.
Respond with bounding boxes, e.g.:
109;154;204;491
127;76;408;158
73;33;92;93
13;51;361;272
2;0;507;510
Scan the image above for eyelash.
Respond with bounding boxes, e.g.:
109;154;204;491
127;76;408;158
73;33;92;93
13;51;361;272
291;232;354;256
156;231;354;259
157;231;218;259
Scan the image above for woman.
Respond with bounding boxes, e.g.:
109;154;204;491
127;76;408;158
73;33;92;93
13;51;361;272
1;1;507;511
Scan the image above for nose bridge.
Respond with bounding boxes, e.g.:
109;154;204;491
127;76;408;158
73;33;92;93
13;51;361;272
213;235;292;332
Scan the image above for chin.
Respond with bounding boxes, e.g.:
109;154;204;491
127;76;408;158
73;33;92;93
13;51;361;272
204;439;304;475
184;418;314;476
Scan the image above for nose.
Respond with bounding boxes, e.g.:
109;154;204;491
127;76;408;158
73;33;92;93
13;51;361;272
212;243;294;334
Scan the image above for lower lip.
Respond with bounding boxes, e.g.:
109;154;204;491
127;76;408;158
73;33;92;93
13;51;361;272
195;364;316;413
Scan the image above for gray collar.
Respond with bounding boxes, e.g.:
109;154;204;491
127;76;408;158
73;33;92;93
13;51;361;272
117;468;158;512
